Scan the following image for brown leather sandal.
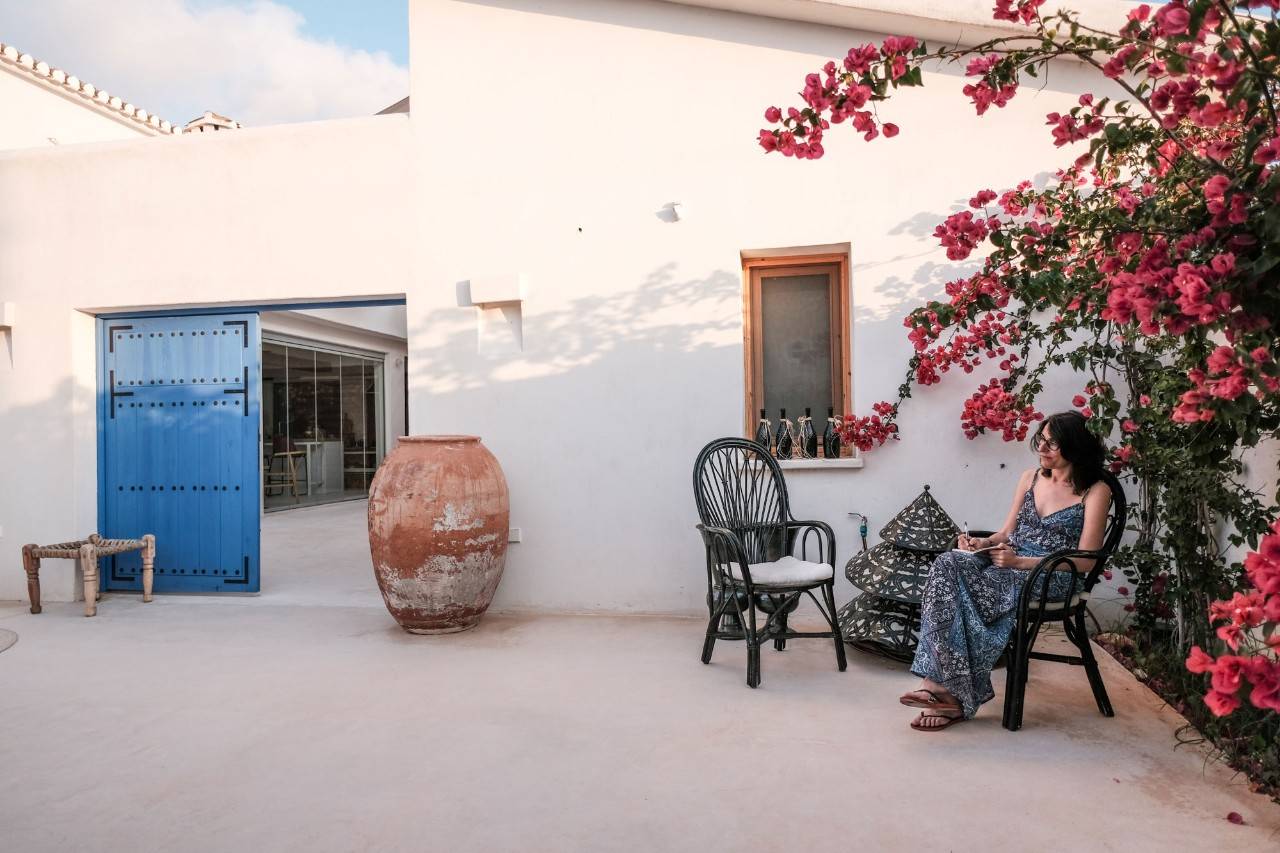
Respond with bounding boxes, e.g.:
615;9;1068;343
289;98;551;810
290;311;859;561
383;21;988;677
910;711;966;732
899;688;962;713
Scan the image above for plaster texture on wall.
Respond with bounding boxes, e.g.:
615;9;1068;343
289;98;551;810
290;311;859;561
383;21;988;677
0;64;158;151
408;0;1130;615
0;116;413;603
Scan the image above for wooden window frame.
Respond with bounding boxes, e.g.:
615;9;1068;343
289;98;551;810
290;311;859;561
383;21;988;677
742;253;851;444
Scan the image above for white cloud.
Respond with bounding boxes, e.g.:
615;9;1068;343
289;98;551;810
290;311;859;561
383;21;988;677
0;0;408;127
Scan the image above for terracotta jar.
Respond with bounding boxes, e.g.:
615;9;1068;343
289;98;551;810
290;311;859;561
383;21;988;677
367;436;510;633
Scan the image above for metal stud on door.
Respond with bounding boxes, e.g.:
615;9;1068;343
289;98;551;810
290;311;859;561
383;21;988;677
101;314;261;593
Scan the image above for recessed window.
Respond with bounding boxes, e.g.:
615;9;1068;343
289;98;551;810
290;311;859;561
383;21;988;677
743;253;850;437
261;339;385;510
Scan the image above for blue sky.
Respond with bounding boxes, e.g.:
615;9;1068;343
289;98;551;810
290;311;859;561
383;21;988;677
1;0;409;126
197;0;408;65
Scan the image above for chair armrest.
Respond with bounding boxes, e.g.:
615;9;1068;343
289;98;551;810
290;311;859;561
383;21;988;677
784;518;836;566
1016;548;1101;622
696;524;754;586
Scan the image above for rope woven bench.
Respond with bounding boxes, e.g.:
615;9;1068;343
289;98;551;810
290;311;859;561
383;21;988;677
21;534;155;617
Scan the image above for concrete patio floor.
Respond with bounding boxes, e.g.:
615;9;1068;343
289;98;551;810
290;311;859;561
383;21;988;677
2;502;1278;852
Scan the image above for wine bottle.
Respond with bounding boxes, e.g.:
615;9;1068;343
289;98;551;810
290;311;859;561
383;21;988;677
800;407;818;458
775;409;794;459
753;408;772;453
823;406;841;458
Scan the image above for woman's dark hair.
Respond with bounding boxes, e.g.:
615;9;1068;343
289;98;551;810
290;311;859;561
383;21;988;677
1029;411;1105;493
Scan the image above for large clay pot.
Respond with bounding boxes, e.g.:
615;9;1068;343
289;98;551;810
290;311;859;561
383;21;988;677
368;435;510;633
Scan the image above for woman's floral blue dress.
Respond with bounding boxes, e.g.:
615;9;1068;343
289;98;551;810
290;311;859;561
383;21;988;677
909;478;1089;719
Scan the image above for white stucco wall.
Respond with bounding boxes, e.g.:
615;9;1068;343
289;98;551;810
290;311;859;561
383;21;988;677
409;0;1127;615
0;63;160;151
0;0;1146;617
0;115;412;602
294;306;410;342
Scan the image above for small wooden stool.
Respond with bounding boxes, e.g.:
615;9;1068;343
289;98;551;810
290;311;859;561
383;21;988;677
21;534;155;617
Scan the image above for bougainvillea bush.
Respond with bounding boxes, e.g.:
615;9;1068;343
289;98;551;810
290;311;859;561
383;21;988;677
760;0;1280;789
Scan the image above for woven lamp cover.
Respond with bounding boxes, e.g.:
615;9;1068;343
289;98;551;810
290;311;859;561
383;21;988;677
877;485;960;552
844;541;936;604
837;591;920;661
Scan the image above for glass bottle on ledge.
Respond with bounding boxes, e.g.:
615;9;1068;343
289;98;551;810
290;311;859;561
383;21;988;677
775;409;795;459
754;408;772;453
823;406;841;458
800;407;818;459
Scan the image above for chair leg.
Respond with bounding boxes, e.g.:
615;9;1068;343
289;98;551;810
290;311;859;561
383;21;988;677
745;598;762;688
79;544;98;618
702;589;727;664
142;534;156;603
1072;610;1114;717
1014;622;1039;729
774;603;788;651
22;546;41;615
1003;622;1033;731
821;581;847;672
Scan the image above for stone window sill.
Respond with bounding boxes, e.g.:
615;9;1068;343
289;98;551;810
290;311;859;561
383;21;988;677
776;457;864;470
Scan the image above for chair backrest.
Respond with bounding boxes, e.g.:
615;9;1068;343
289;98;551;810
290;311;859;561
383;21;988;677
272;435;292;454
692;437;790;564
1083;469;1128;590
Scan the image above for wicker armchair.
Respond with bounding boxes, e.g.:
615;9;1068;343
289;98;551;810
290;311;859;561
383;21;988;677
692;437;846;688
1002;469;1128;731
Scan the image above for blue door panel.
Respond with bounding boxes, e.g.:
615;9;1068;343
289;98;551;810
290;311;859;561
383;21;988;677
101;315;260;593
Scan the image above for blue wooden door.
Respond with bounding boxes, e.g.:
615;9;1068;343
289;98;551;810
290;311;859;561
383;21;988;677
101;314;261;593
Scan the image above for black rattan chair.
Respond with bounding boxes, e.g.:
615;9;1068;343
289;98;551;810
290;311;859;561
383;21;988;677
1002;469;1128;731
692;437;846;688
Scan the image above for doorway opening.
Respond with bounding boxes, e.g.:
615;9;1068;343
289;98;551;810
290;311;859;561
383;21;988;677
97;298;407;601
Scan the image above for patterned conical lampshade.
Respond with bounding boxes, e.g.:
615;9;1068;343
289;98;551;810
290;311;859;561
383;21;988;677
877;485;960;552
844;541;937;604
837;591;920;662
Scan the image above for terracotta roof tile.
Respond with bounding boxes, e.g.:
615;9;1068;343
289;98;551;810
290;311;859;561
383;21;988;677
1;41;241;136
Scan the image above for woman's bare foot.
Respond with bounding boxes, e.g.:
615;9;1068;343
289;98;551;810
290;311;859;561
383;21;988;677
910;710;965;731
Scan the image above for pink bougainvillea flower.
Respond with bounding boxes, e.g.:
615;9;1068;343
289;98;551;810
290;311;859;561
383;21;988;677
1216;622;1244;651
1185;645;1216;674
969;189;997;208
1156;5;1192;37
965;54;1002;77
1205;689;1241;717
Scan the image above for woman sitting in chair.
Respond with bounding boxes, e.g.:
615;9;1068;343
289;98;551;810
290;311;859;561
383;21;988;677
900;410;1111;731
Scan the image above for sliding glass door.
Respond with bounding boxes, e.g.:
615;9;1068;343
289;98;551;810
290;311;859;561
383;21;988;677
261;339;385;510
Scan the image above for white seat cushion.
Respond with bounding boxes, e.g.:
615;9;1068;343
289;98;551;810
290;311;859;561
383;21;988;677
722;556;833;587
1026;589;1090;610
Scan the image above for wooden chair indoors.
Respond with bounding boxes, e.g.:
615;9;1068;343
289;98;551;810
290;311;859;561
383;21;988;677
264;435;308;500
